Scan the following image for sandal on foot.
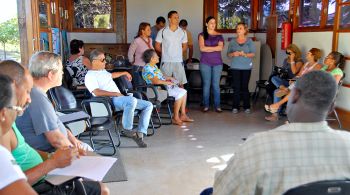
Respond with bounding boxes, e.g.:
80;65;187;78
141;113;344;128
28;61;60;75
264;104;279;114
172;119;183;126
180;117;194;122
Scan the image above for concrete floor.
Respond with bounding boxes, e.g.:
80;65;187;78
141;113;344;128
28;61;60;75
106;104;285;195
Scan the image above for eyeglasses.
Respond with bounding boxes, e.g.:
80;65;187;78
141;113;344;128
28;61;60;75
6;106;24;115
325;56;333;60
93;58;106;63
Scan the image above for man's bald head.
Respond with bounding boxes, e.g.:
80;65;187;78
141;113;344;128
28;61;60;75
0;60;33;112
0;60;26;85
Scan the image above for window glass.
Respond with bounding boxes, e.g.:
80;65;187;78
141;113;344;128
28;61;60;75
327;0;336;25
259;0;271;29
340;5;350;29
73;0;112;29
39;1;49;28
217;0;251;29
299;0;322;27
276;0;290;28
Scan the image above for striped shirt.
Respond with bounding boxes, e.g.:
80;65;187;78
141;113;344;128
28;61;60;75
214;122;350;195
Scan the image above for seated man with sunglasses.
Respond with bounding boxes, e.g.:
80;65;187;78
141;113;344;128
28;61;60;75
84;49;153;148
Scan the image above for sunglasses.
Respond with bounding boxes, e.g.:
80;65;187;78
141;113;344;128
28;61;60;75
94;58;106;63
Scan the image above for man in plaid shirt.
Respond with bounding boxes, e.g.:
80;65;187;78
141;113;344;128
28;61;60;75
213;71;350;195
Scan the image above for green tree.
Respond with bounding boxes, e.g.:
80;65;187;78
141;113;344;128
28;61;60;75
0;18;19;59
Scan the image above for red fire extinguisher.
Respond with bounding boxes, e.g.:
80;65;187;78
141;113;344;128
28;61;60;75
281;22;292;50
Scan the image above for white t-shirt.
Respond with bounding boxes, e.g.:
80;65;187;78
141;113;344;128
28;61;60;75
84;70;121;96
155;26;187;63
0;145;26;189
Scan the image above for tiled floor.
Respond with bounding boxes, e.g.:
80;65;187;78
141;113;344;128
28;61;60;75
106;104;285;195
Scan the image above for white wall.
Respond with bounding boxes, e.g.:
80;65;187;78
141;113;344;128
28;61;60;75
67;33;117;43
126;0;203;59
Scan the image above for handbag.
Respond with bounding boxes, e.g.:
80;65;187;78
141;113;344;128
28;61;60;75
34;177;88;195
273;66;289;79
114;55;130;67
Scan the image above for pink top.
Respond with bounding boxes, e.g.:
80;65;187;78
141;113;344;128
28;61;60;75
128;37;153;66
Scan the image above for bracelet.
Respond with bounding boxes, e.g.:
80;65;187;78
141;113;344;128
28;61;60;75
48;152;54;159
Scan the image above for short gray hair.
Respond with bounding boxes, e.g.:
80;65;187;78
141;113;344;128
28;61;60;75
295;71;337;112
89;49;105;62
29;51;62;78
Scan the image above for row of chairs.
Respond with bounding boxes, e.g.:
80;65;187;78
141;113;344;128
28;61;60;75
48;72;177;155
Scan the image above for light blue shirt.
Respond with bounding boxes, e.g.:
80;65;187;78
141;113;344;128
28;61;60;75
155;26;187;63
16;87;67;152
227;38;256;70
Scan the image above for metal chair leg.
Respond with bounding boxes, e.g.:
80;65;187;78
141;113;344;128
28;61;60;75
333;109;342;129
106;129;117;156
89;130;95;151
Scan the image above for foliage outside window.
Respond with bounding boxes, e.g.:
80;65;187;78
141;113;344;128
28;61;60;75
217;0;251;29
71;0;115;32
0;18;20;61
259;0;290;29
298;0;322;27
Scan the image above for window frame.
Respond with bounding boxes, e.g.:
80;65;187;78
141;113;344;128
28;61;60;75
67;0;117;33
205;0;346;33
292;0;337;32
257;0;294;32
212;0;258;33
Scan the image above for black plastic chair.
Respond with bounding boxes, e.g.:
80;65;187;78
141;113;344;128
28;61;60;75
48;86;80;113
134;71;174;126
115;75;159;136
62;68;90;100
187;70;202;103
284;180;350;195
81;97;120;156
253;79;269;104
48;86;90;136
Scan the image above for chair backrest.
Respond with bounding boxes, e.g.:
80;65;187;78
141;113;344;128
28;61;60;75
260;43;273;80
62;68;74;90
188;70;202;89
48;86;77;111
283;180;350;195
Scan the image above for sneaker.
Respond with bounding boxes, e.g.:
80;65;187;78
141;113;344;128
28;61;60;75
132;135;147;148
244;109;251;114
215;108;223;113
232;109;239;114
120;129;135;138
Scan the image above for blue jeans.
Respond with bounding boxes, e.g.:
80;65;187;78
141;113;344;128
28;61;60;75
200;64;223;108
112;96;153;135
271;76;289;104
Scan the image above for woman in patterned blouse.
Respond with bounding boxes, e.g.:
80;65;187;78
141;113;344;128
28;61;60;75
66;39;91;87
142;49;194;126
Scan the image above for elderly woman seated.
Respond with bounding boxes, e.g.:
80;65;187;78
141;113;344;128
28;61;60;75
142;49;194;126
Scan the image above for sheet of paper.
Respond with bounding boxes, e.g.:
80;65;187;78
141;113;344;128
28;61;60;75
48;156;117;181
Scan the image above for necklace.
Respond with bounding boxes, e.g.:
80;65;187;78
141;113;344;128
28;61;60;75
141;36;152;49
